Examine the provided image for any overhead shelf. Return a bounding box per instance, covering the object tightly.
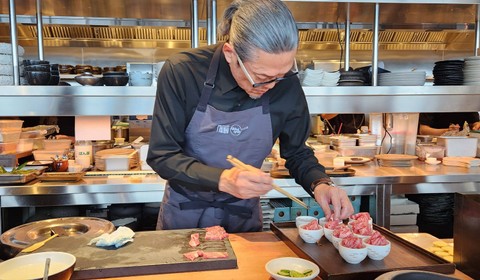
[282,0,480,4]
[0,85,479,116]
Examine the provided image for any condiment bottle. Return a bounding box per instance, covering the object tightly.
[75,140,92,168]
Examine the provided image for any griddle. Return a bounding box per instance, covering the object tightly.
[20,229,237,279]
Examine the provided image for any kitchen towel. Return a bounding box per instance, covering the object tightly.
[88,226,135,248]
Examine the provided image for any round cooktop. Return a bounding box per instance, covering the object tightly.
[1,217,115,249]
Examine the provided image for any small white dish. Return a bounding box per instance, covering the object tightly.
[338,242,368,264]
[298,226,324,244]
[295,216,318,228]
[323,227,334,242]
[265,257,320,280]
[425,158,441,165]
[363,239,391,260]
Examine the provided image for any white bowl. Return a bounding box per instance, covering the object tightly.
[265,257,320,280]
[323,227,334,242]
[331,235,342,250]
[338,243,368,264]
[318,217,328,227]
[0,251,76,279]
[363,239,391,260]
[298,226,324,244]
[295,216,318,228]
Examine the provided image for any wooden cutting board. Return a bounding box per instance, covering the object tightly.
[19,229,237,279]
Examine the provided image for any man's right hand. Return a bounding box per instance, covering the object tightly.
[219,167,273,199]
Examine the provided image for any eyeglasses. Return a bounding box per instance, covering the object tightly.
[236,53,299,88]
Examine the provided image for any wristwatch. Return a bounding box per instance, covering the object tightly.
[311,178,336,192]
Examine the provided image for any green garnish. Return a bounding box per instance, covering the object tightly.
[277,269,313,278]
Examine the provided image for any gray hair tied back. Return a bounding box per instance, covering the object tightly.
[217,1,240,38]
[217,0,298,62]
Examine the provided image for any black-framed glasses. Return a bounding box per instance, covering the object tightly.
[236,54,299,88]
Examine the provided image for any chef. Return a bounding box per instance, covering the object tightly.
[418,112,480,136]
[147,0,354,233]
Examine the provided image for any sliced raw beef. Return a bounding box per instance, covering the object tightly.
[183,250,229,261]
[189,233,200,247]
[201,251,229,259]
[183,250,201,261]
[205,225,228,240]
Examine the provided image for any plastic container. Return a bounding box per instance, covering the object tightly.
[0,142,17,154]
[0,120,23,130]
[0,130,21,143]
[33,149,68,161]
[16,138,34,152]
[74,140,93,165]
[437,136,478,157]
[415,144,445,160]
[104,155,130,171]
[43,139,72,150]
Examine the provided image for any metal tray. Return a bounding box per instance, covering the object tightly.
[270,222,455,280]
[0,166,46,184]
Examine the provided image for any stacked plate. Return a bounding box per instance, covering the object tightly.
[432,60,464,85]
[321,71,340,86]
[463,56,480,85]
[378,71,426,86]
[301,68,324,87]
[0,42,26,85]
[330,136,357,147]
[337,70,366,86]
[375,154,418,167]
[356,134,377,147]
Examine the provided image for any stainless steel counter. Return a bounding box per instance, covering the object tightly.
[1,160,480,233]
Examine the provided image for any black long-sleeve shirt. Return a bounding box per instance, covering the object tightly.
[147,43,329,195]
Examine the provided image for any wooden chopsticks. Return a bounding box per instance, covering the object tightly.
[226,155,309,209]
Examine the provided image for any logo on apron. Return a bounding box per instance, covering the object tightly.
[216,124,249,136]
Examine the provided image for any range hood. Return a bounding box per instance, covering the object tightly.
[0,0,477,52]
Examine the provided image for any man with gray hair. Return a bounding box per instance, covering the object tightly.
[148,0,353,232]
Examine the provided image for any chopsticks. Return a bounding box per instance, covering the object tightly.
[226,155,309,209]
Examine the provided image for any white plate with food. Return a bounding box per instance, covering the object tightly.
[337,157,372,164]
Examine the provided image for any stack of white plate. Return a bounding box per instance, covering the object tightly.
[301,68,324,86]
[356,134,377,147]
[321,71,340,86]
[378,71,426,86]
[463,56,480,85]
[330,136,357,147]
[0,42,25,85]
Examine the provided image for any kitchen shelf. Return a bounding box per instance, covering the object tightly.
[0,85,479,116]
[282,0,480,3]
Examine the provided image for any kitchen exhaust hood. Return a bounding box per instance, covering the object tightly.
[0,0,477,51]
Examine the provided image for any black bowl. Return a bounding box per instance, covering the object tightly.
[49,75,60,85]
[24,64,50,72]
[75,73,103,86]
[103,75,129,86]
[25,71,51,85]
[23,59,49,66]
[103,71,128,76]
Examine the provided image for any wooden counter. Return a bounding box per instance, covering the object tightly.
[98,231,472,280]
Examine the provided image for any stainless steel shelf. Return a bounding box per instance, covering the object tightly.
[1,85,480,116]
[282,0,480,4]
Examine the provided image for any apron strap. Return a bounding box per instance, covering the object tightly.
[198,44,224,112]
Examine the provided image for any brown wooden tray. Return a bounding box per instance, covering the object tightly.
[38,171,85,182]
[270,222,455,280]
